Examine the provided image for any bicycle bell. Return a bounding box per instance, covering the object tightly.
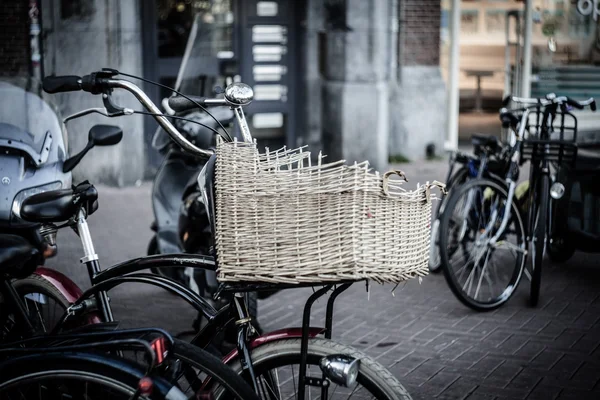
[224,83,254,106]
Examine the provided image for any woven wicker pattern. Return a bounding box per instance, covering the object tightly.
[214,140,441,284]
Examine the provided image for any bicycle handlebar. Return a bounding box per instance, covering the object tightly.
[42,71,233,158]
[168,95,227,112]
[106,79,214,157]
[506,94,596,111]
[42,75,82,93]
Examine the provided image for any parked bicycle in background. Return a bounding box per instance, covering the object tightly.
[437,94,596,311]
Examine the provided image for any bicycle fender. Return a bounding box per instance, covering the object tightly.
[221,327,326,365]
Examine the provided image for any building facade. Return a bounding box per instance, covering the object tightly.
[1,0,446,185]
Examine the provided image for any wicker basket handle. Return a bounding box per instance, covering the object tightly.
[425,180,447,202]
[382,170,408,196]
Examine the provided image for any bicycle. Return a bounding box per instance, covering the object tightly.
[0,234,260,399]
[437,94,595,311]
[11,69,412,399]
[0,325,252,399]
[429,132,513,273]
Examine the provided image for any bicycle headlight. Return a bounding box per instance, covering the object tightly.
[319,354,360,388]
[550,182,565,200]
[11,182,62,222]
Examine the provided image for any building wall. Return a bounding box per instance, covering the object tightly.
[0,1,30,77]
[403,0,441,66]
[389,0,446,161]
[41,0,145,186]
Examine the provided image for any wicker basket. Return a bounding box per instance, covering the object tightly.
[214,140,444,284]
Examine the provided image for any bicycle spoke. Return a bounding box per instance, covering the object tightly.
[33,300,47,333]
[474,250,491,299]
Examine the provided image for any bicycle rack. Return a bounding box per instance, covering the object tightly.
[298,282,353,400]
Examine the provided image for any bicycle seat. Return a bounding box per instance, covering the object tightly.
[575,146,600,171]
[20,182,98,223]
[472,134,502,154]
[0,234,39,278]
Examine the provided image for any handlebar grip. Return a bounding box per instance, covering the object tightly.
[42,75,82,94]
[502,95,511,107]
[565,97,584,110]
[591,100,597,112]
[168,96,207,112]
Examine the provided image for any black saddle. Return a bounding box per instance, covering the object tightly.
[20,181,98,223]
[472,134,502,155]
[0,234,40,278]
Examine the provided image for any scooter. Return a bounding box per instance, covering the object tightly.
[0,79,120,252]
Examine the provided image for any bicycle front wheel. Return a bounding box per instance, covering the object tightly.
[230,338,411,400]
[439,178,526,311]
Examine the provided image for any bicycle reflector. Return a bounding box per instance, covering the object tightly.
[550,182,565,199]
[319,355,360,387]
[150,337,167,365]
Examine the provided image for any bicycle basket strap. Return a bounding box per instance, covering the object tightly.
[425,181,447,202]
[382,170,408,196]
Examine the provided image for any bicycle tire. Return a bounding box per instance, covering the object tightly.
[171,339,259,400]
[2,274,75,339]
[228,338,412,400]
[530,173,549,307]
[8,278,258,399]
[429,167,469,273]
[439,178,526,311]
[0,351,181,399]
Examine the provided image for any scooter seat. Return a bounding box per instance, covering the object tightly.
[575,147,600,171]
[0,234,39,278]
[20,182,98,223]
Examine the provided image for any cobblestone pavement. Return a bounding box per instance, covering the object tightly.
[46,157,600,399]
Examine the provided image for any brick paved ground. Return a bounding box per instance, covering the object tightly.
[46,157,600,399]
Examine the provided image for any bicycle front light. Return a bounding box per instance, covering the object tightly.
[550,182,565,200]
[319,354,360,387]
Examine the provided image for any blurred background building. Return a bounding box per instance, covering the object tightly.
[1,0,599,185]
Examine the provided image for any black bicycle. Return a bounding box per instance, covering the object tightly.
[429,132,513,273]
[0,233,260,399]
[437,94,595,311]
[0,327,239,399]
[6,70,412,399]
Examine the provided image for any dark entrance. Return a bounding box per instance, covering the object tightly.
[141,0,303,174]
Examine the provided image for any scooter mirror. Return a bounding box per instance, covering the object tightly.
[89,125,123,146]
[63,125,123,172]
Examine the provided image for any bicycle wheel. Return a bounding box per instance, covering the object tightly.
[4,279,258,399]
[167,339,259,400]
[529,173,549,307]
[0,351,181,399]
[439,178,526,311]
[229,338,411,400]
[429,167,469,273]
[0,274,74,340]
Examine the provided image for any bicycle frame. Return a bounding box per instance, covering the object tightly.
[22,74,364,398]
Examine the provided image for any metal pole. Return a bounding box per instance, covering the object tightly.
[445,0,461,151]
[521,0,533,98]
[504,12,511,97]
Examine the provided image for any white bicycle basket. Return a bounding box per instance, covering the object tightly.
[214,140,444,284]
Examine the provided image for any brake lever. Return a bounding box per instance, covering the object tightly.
[63,93,134,124]
[63,107,134,124]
